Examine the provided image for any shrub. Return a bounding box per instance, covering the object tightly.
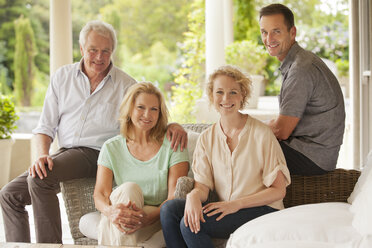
[0,95,19,139]
[225,40,268,76]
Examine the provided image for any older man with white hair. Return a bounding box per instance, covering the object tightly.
[0,20,186,244]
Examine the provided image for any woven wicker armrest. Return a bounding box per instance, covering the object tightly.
[283,168,361,208]
[60,177,96,241]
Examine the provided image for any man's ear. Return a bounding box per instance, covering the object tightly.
[80,45,84,57]
[290,26,297,40]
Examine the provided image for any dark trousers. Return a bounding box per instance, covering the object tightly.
[0,147,99,243]
[279,141,328,176]
[160,198,277,248]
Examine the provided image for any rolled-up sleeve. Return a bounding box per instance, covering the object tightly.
[262,136,291,188]
[192,134,214,190]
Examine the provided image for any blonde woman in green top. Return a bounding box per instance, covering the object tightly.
[93,82,189,246]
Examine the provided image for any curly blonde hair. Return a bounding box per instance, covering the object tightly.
[119,82,168,143]
[207,65,252,109]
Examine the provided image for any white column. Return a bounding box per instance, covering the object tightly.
[205,0,225,78]
[196,0,232,123]
[50,0,73,74]
[223,0,234,47]
[48,0,72,154]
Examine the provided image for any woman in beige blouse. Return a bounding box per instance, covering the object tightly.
[160,65,291,248]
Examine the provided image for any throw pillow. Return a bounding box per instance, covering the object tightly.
[350,166,372,236]
[348,150,372,204]
[227,203,360,247]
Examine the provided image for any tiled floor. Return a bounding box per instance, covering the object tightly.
[0,193,73,244]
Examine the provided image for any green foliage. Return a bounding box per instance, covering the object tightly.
[0,41,11,95]
[14,16,36,106]
[298,21,348,62]
[31,70,49,106]
[100,0,191,56]
[0,0,49,97]
[233,0,260,42]
[0,95,19,139]
[225,40,268,76]
[335,59,349,78]
[264,56,281,96]
[0,0,28,83]
[170,0,204,123]
[28,0,50,76]
[121,42,176,95]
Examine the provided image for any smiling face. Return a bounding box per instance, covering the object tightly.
[212,75,243,116]
[80,30,112,79]
[130,93,160,132]
[260,14,296,61]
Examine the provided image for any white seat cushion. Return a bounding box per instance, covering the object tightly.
[227,203,362,248]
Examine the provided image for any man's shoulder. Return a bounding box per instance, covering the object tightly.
[54,62,80,75]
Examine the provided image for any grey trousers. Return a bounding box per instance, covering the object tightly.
[0,147,99,243]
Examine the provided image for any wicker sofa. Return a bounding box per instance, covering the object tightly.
[60,123,361,245]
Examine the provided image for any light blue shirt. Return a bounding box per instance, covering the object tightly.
[98,134,189,206]
[33,61,137,150]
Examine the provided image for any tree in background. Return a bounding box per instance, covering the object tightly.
[170,0,204,123]
[0,41,11,95]
[99,0,191,93]
[0,0,28,88]
[14,16,36,106]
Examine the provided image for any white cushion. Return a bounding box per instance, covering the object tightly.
[350,164,372,236]
[348,150,372,204]
[227,203,361,247]
[186,130,200,178]
[227,240,347,248]
[79,211,100,239]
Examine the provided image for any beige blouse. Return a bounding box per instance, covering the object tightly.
[192,115,291,210]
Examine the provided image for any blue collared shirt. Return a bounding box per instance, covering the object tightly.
[33,60,137,150]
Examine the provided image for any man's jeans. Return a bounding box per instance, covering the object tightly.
[160,198,278,248]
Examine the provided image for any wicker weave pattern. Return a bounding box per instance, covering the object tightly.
[284,168,360,207]
[60,123,361,246]
[60,177,96,244]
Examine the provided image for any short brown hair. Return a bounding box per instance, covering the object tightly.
[119,82,168,143]
[207,65,252,109]
[259,4,295,31]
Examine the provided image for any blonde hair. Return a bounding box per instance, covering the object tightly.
[207,65,252,109]
[119,82,168,143]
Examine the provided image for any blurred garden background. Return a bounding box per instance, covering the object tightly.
[0,0,349,124]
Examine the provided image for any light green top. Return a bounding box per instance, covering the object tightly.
[98,134,189,206]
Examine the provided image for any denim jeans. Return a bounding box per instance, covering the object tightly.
[160,198,278,248]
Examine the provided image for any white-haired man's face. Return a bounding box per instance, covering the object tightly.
[80,30,112,79]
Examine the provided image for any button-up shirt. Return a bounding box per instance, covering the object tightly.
[279,42,345,171]
[33,61,136,150]
[192,115,290,210]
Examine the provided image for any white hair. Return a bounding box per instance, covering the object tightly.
[79,20,117,53]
